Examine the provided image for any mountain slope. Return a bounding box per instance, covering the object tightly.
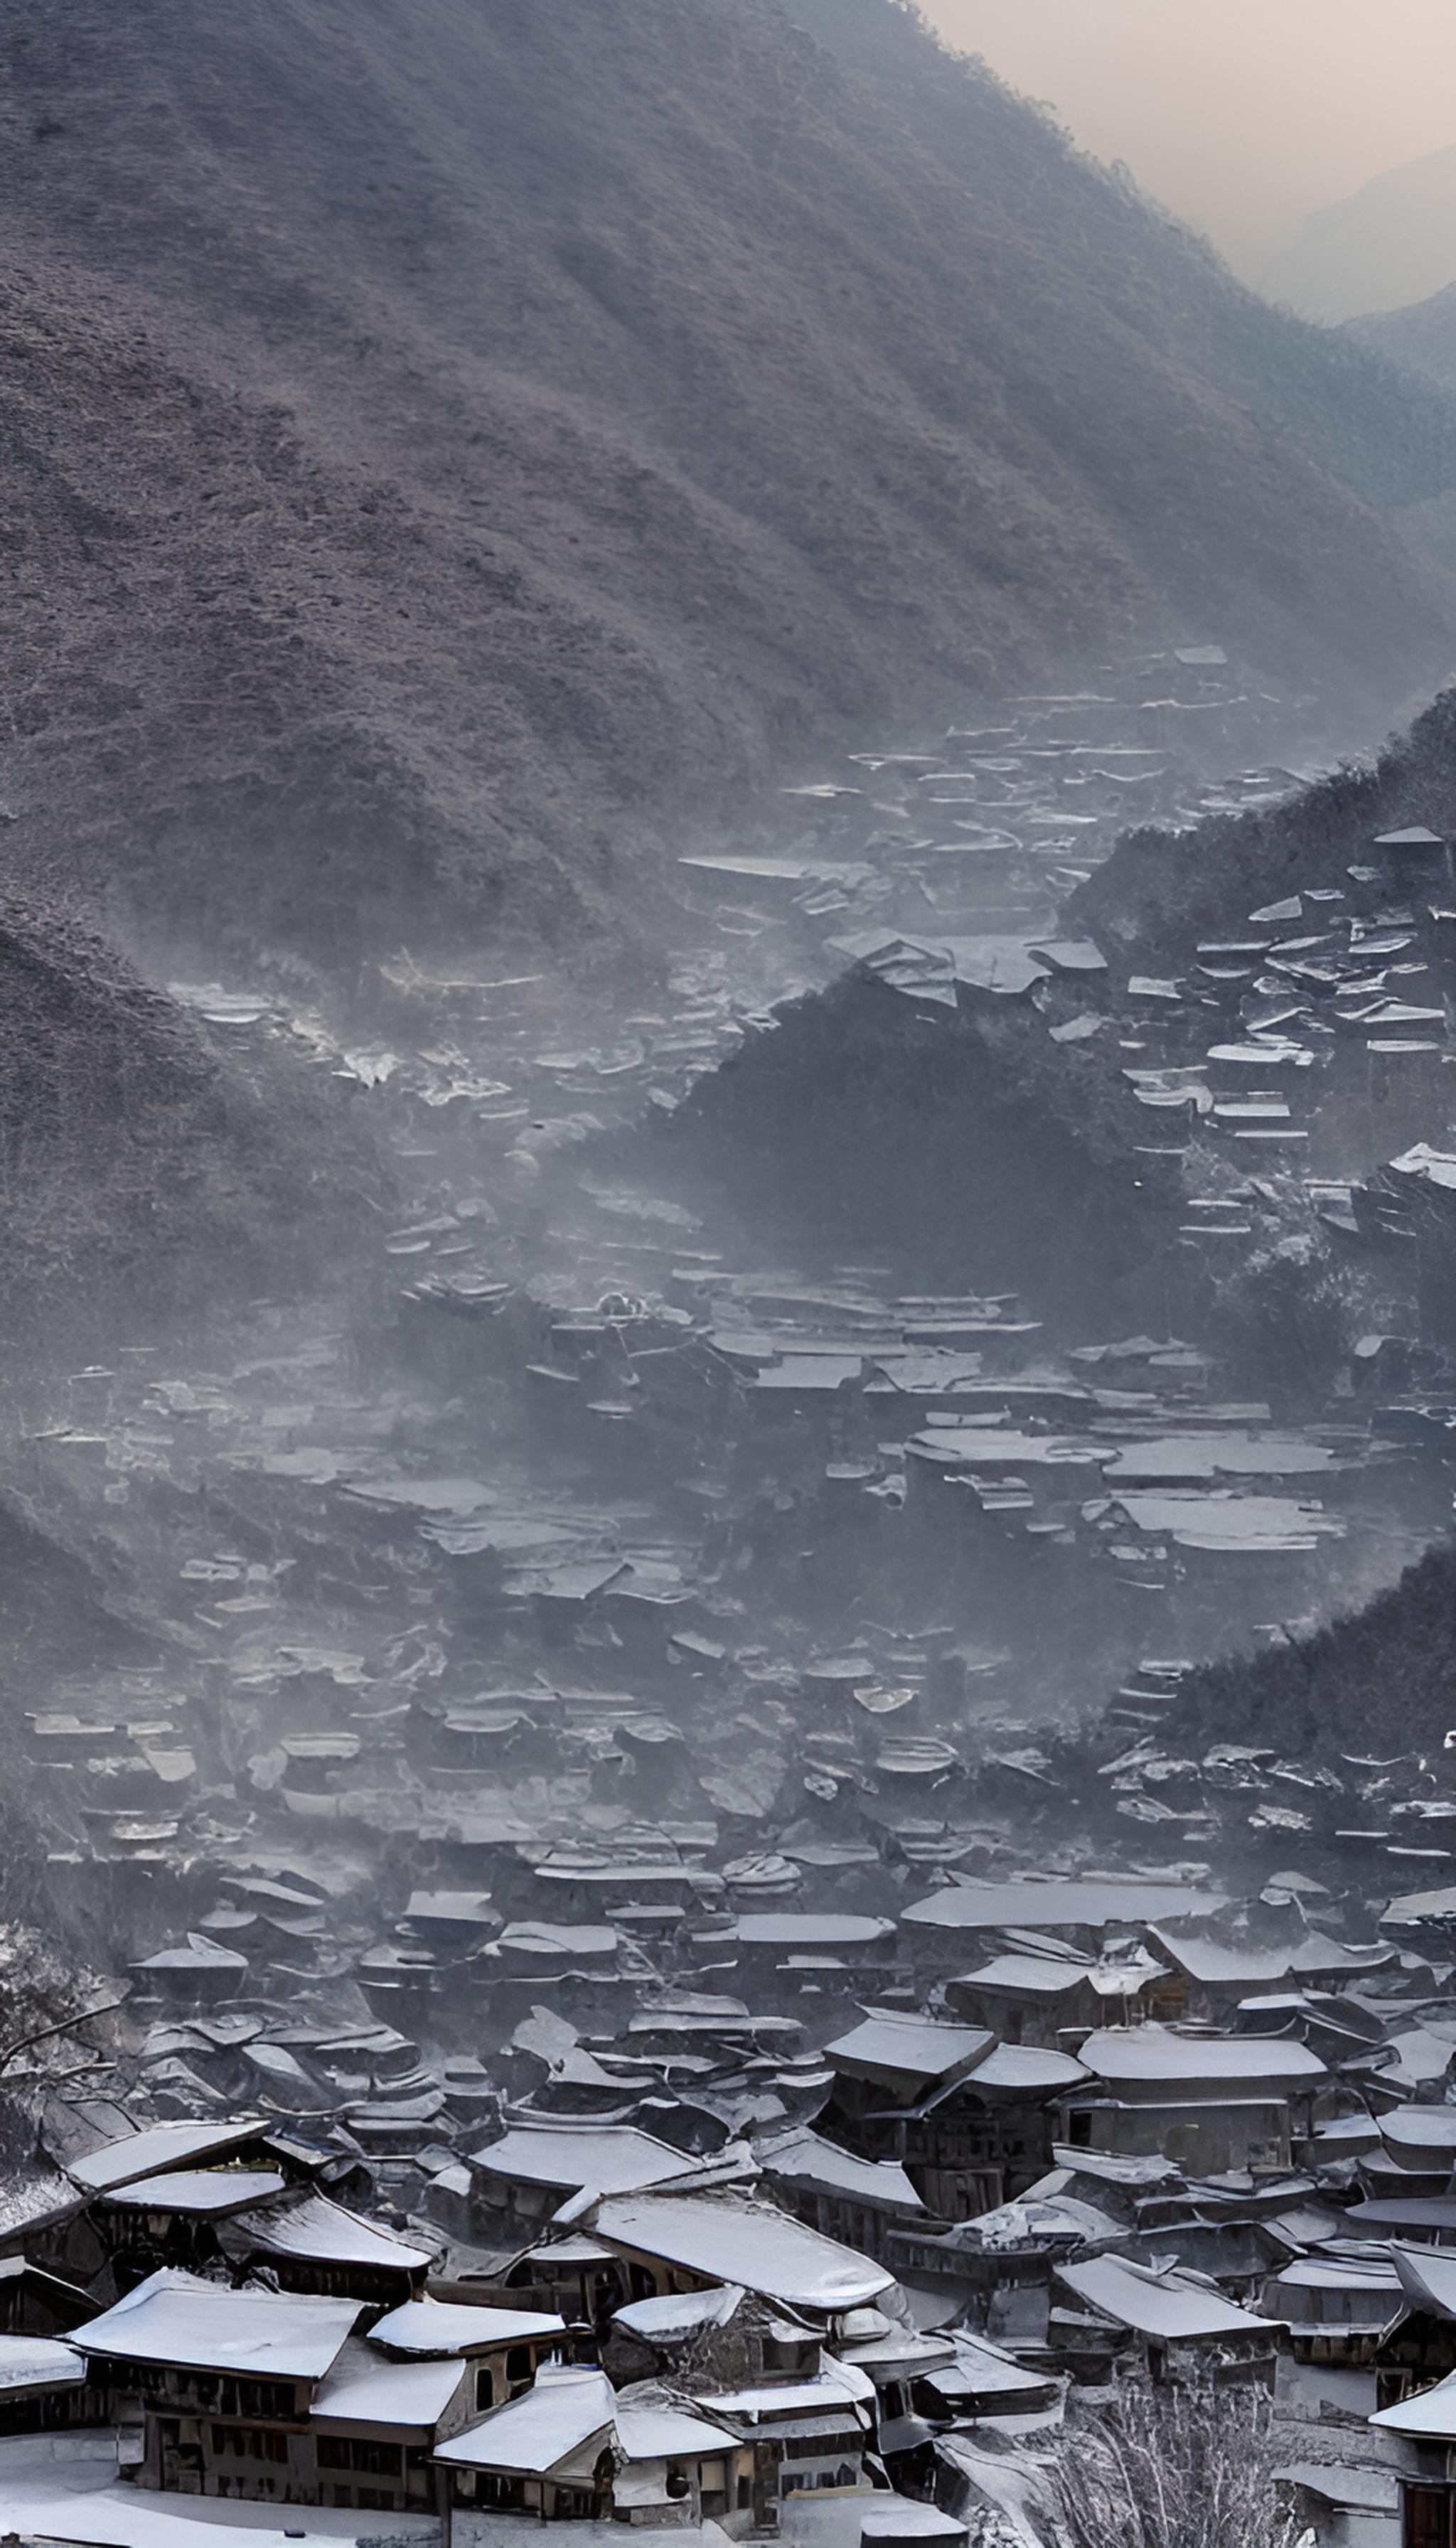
[1351,284,1456,397]
[798,0,1456,518]
[1261,146,1456,323]
[5,0,1456,955]
[1183,1541,1456,1758]
[1072,684,1456,964]
[0,901,385,1332]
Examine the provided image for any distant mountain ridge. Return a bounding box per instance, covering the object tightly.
[4,0,1456,955]
[1261,145,1456,323]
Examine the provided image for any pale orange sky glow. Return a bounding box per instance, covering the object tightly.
[921,0,1456,275]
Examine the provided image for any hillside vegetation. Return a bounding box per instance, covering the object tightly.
[1351,284,1456,397]
[1184,1541,1456,1758]
[1074,685,1456,963]
[0,901,385,1332]
[5,0,1456,956]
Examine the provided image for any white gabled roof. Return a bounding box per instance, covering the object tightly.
[1373,2368,1456,2439]
[102,2168,287,2216]
[232,2191,433,2271]
[65,2119,268,2195]
[763,2129,924,2213]
[1078,2024,1325,2089]
[615,2404,737,2461]
[311,2340,466,2433]
[0,2333,85,2394]
[373,2298,565,2355]
[1059,2254,1280,2343]
[902,1880,1223,1932]
[1393,2243,1456,2322]
[825,2010,991,2087]
[435,2364,616,2474]
[71,2268,360,2380]
[471,2123,701,2198]
[593,2193,892,2313]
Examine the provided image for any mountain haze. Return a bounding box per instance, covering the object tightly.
[5,0,1456,957]
[1262,144,1456,323]
[1352,282,1456,398]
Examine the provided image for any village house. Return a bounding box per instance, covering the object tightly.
[757,2126,928,2257]
[218,2188,434,2304]
[0,2333,109,2437]
[1061,2025,1327,2171]
[1146,1921,1393,2025]
[1260,2254,1403,2369]
[587,2190,894,2327]
[469,2123,706,2247]
[434,2360,748,2533]
[1053,2252,1284,2387]
[69,2266,473,2509]
[1371,2362,1456,2547]
[1375,2245,1456,2411]
[817,2009,1087,2216]
[946,1934,1169,2046]
[372,2296,570,2413]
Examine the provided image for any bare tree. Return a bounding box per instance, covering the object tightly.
[1049,2379,1302,2548]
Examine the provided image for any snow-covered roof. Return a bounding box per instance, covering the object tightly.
[825,2011,991,2087]
[71,2269,360,2380]
[966,2045,1088,2093]
[1058,2254,1281,2343]
[702,2358,875,2421]
[101,2169,286,2216]
[957,1953,1092,1998]
[1373,2368,1456,2438]
[472,2124,700,2198]
[1270,2257,1401,2293]
[615,2404,737,2461]
[1148,1927,1390,1986]
[763,2131,924,2212]
[1382,2107,1456,2152]
[593,2195,892,2313]
[1382,1883,1456,1924]
[735,1916,895,1948]
[372,2298,564,2355]
[1077,2025,1325,2089]
[611,2286,744,2343]
[0,2451,439,2548]
[231,2192,432,2271]
[1393,2243,1456,2321]
[311,2340,466,2431]
[65,2120,267,2195]
[0,2334,85,2393]
[902,1880,1222,1932]
[435,2364,616,2473]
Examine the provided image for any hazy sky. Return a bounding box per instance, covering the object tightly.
[923,1,1456,277]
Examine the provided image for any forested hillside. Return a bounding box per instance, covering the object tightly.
[4,0,1456,958]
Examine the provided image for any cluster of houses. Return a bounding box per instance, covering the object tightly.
[11,1842,1456,2545]
[19,660,1456,2548]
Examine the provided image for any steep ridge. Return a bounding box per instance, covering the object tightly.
[798,0,1456,516]
[1351,284,1456,396]
[1072,685,1456,965]
[1260,145,1456,323]
[5,0,1456,955]
[0,901,387,1333]
[1182,1541,1456,1758]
